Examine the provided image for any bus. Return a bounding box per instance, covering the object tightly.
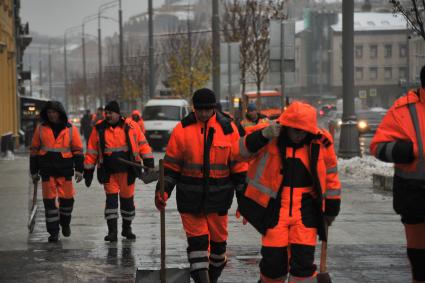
[243,90,283,119]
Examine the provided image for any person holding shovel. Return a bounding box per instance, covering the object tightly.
[233,101,341,283]
[154,88,247,283]
[84,100,154,242]
[29,101,84,242]
[370,65,425,283]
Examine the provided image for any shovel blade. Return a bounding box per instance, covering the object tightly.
[317,272,332,283]
[136,267,190,283]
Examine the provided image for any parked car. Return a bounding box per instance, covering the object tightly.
[319,104,337,117]
[143,98,191,151]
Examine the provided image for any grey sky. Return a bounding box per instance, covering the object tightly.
[21,0,165,37]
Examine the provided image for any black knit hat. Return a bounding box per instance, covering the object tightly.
[421,65,425,88]
[104,100,120,114]
[192,88,217,110]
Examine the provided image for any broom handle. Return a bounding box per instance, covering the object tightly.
[320,222,329,273]
[159,159,166,283]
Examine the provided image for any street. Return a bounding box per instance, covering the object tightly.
[0,152,410,282]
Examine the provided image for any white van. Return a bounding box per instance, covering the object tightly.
[143,98,191,151]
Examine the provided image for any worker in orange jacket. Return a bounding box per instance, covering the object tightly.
[370,65,425,283]
[154,88,248,283]
[234,101,341,283]
[240,103,270,136]
[131,110,146,134]
[30,101,84,242]
[84,101,154,242]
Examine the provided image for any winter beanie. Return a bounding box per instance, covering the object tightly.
[104,100,120,114]
[192,88,217,110]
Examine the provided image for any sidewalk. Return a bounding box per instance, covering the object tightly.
[0,154,410,282]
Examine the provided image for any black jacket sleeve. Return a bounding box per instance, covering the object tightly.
[73,154,84,173]
[245,129,270,153]
[376,140,414,164]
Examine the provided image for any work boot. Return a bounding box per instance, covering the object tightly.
[191,269,210,283]
[121,227,136,239]
[61,225,71,237]
[48,234,59,243]
[122,220,136,240]
[104,219,117,242]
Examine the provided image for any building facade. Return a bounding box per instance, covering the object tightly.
[0,0,18,137]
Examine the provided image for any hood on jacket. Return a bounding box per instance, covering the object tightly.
[277,101,319,135]
[40,100,68,124]
[132,110,141,117]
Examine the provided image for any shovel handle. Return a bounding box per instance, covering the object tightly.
[159,159,166,283]
[320,222,329,273]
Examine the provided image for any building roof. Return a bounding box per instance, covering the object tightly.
[331,12,407,32]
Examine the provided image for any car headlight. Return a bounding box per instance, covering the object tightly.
[337,119,342,126]
[358,120,368,130]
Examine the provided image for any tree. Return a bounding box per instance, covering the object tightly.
[391,0,425,40]
[222,0,285,111]
[163,32,212,99]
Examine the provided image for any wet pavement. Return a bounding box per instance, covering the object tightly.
[0,152,411,282]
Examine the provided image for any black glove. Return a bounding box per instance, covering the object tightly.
[84,169,94,188]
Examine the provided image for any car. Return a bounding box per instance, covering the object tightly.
[356,108,387,135]
[143,98,191,151]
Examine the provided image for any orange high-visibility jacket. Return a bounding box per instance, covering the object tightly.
[84,117,153,174]
[162,111,248,214]
[371,88,425,180]
[233,102,341,235]
[30,123,83,177]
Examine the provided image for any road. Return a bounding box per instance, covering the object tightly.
[0,152,410,282]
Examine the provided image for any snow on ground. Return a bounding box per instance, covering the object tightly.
[338,155,393,183]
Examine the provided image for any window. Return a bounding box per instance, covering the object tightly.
[384,44,392,58]
[370,45,378,59]
[384,67,392,80]
[370,67,378,80]
[399,67,406,79]
[356,67,363,80]
[399,44,407,57]
[355,45,363,59]
[143,105,182,121]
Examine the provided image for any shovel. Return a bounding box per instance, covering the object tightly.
[317,222,332,283]
[27,178,39,233]
[116,157,159,184]
[135,159,190,283]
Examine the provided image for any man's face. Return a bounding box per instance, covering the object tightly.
[287,127,308,144]
[247,110,258,120]
[97,109,103,116]
[195,108,214,123]
[47,109,60,124]
[105,110,120,124]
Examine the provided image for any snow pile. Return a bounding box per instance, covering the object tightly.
[337,155,393,182]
